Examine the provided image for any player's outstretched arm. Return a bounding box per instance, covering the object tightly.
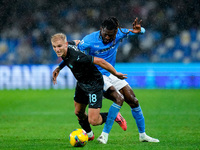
[52,67,60,85]
[93,57,127,79]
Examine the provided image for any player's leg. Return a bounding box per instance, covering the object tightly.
[74,101,94,140]
[103,75,128,131]
[97,75,127,144]
[74,101,87,120]
[119,85,159,142]
[88,108,102,125]
[87,89,110,126]
[74,85,94,141]
[103,86,127,130]
[98,87,127,144]
[119,85,145,133]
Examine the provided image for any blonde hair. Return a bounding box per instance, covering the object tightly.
[51,33,67,43]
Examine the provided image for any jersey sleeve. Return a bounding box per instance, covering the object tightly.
[128,27,145,36]
[119,27,145,37]
[58,60,66,70]
[84,54,93,64]
[77,36,91,55]
[68,41,76,45]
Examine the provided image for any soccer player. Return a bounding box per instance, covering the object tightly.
[51,33,127,141]
[77,17,160,144]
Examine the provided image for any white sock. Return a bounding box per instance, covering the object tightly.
[102,132,109,138]
[139,132,146,137]
[87,131,94,137]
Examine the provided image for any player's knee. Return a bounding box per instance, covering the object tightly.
[88,117,98,126]
[74,110,83,119]
[113,91,125,106]
[74,111,80,118]
[115,96,125,106]
[133,97,139,105]
[116,92,125,106]
[128,97,139,108]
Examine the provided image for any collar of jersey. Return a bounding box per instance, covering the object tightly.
[98,31,103,41]
[62,48,70,60]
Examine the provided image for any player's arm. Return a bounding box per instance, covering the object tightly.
[93,57,127,79]
[52,61,66,85]
[73,40,80,45]
[52,66,60,85]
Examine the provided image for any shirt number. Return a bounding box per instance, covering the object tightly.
[89,94,97,103]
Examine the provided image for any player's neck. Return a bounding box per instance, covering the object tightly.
[62,48,68,59]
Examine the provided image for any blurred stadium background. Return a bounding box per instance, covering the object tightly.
[0,0,200,89]
[0,1,200,149]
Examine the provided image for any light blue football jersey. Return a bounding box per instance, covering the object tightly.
[77,28,145,76]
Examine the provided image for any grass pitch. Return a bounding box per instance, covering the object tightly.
[0,89,199,150]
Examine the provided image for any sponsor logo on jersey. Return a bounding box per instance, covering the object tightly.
[94,44,115,54]
[69,64,73,68]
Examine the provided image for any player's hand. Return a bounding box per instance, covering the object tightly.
[129,17,142,34]
[115,72,127,79]
[73,40,80,46]
[52,67,60,85]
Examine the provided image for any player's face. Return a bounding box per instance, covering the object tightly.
[52,39,68,57]
[100,28,117,44]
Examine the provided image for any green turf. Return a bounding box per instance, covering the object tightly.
[0,89,199,150]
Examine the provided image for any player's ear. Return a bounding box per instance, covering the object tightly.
[65,42,68,47]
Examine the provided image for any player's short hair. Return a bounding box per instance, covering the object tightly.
[51,33,67,43]
[101,17,119,30]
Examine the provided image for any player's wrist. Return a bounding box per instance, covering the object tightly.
[57,66,61,71]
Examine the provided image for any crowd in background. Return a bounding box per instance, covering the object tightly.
[0,0,199,64]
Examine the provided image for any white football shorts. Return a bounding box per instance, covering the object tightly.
[103,74,128,91]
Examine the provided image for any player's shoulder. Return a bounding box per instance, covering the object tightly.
[117,28,129,35]
[68,44,79,52]
[116,28,129,39]
[83,31,100,41]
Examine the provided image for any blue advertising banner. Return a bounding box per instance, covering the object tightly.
[0,63,199,89]
[116,63,200,89]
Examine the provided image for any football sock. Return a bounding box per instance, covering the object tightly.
[100,112,108,124]
[87,131,94,137]
[103,103,121,134]
[78,116,92,133]
[131,105,145,133]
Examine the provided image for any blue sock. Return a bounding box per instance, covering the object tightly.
[131,105,145,133]
[103,103,121,134]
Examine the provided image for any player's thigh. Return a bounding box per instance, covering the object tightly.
[74,85,89,106]
[103,74,128,91]
[103,85,124,105]
[74,85,89,118]
[88,90,103,125]
[88,89,103,108]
